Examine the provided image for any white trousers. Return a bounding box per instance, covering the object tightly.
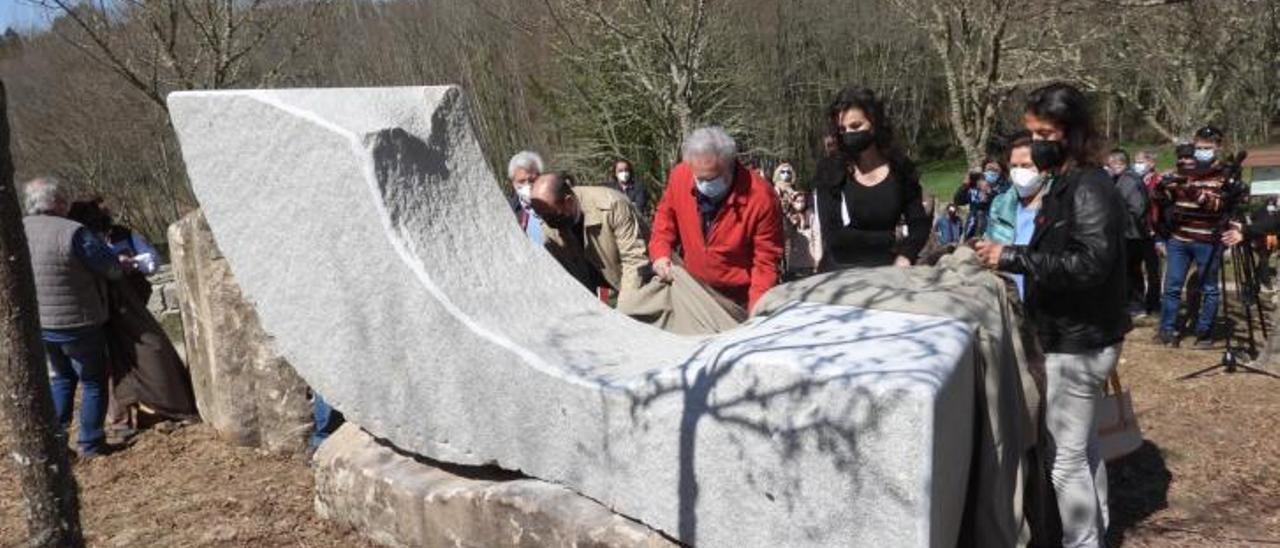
[1045,344,1121,548]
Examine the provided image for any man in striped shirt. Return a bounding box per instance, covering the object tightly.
[1154,127,1229,348]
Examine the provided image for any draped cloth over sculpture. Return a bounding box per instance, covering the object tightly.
[105,281,198,421]
[619,265,746,336]
[753,247,1046,547]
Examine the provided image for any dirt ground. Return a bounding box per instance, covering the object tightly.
[0,423,371,548]
[2,321,1279,547]
[1103,317,1280,547]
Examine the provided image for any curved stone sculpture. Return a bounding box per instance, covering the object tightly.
[168,86,977,548]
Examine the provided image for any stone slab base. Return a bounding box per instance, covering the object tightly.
[314,424,679,548]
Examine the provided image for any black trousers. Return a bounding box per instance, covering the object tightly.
[1127,238,1161,313]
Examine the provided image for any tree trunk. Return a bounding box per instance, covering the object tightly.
[0,80,86,547]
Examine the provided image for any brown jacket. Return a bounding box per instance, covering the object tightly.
[542,186,648,297]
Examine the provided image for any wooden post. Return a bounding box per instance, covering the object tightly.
[0,81,86,546]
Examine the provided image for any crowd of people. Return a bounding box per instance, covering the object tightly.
[938,123,1266,352]
[21,78,1263,547]
[504,82,1261,547]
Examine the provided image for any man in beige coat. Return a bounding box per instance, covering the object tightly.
[530,172,648,299]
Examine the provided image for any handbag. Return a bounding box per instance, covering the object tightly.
[1097,369,1143,461]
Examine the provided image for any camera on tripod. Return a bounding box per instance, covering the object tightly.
[1219,151,1251,212]
[1177,148,1275,378]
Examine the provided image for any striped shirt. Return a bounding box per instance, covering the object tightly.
[1161,168,1226,243]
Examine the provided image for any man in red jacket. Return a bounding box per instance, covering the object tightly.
[649,126,784,312]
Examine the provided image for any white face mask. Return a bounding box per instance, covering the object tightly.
[617,171,631,183]
[1132,163,1150,176]
[516,185,532,208]
[1009,167,1044,198]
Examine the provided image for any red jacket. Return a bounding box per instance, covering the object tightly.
[1144,170,1162,230]
[649,161,784,311]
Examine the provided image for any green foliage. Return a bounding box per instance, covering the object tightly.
[919,158,970,203]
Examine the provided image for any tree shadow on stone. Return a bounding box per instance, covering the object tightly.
[612,300,965,546]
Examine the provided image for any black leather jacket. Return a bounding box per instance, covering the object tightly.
[999,166,1132,353]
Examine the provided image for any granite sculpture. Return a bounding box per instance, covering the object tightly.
[168,86,978,547]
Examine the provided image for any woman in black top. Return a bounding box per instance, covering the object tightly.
[813,87,930,270]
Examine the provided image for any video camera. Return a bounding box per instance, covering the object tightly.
[1219,150,1250,207]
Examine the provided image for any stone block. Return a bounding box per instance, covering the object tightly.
[315,424,678,548]
[168,87,977,547]
[168,209,312,452]
[145,283,165,314]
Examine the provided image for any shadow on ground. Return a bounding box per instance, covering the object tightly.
[1106,441,1173,547]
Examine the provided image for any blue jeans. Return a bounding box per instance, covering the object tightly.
[44,328,109,454]
[1160,239,1221,335]
[311,393,345,450]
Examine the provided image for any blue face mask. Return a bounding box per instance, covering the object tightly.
[696,175,730,200]
[1194,149,1216,164]
[983,171,1000,184]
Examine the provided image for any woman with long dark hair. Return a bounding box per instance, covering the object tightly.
[976,83,1130,547]
[812,87,930,269]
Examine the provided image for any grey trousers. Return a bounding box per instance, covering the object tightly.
[1045,344,1121,548]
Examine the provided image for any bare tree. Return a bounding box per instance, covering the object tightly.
[29,0,332,111]
[1079,0,1262,142]
[886,0,1053,168]
[0,80,85,548]
[495,0,735,188]
[5,0,1276,244]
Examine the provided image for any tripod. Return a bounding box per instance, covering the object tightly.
[1180,239,1280,379]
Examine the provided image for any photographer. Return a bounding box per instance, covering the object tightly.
[953,158,1006,238]
[1152,127,1232,348]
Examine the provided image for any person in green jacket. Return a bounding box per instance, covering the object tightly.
[984,130,1051,299]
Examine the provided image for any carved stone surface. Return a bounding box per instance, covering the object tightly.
[314,424,678,548]
[168,87,978,547]
[168,209,312,452]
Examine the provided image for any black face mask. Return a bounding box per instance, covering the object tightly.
[840,130,874,157]
[1031,140,1066,172]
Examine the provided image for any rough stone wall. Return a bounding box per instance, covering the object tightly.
[168,209,312,452]
[145,265,186,359]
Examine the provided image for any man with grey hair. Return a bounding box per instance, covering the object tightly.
[508,150,546,245]
[22,177,124,458]
[649,126,784,312]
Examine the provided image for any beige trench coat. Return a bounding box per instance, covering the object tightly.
[542,186,649,297]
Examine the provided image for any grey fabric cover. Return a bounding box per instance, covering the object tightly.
[753,247,1046,548]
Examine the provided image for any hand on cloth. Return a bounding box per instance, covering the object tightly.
[653,257,674,282]
[973,240,1004,269]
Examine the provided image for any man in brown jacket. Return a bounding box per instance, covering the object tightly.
[530,172,648,301]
